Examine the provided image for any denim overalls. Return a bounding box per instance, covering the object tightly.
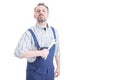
[26,27,56,80]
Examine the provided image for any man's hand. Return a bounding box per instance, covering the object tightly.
[54,67,60,77]
[41,49,49,59]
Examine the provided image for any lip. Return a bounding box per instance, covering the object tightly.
[39,14,44,16]
[39,15,44,17]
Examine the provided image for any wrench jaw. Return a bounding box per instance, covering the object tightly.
[48,39,56,50]
[44,40,56,60]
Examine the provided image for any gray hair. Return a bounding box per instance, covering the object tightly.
[34,3,49,13]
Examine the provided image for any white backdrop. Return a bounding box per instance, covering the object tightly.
[0,0,120,80]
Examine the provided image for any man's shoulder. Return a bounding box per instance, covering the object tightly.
[49,26,57,31]
[27,25,37,32]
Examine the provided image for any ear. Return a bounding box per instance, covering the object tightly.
[47,14,49,18]
[34,15,36,18]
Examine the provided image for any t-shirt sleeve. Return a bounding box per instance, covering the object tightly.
[54,29,60,56]
[14,30,32,58]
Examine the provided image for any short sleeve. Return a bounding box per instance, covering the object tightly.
[14,30,32,58]
[54,29,60,56]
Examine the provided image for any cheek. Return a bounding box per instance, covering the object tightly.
[45,15,49,18]
[34,15,36,18]
[34,14,39,18]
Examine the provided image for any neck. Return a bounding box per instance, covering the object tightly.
[38,22,47,27]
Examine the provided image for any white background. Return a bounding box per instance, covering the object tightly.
[0,0,120,80]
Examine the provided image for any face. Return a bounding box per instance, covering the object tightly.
[34,5,48,23]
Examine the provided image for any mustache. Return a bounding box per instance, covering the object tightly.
[39,14,44,16]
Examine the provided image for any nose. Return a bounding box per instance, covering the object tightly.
[40,11,43,13]
[39,10,44,14]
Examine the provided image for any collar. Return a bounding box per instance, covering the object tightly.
[35,23,49,30]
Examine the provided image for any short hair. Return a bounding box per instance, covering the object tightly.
[34,3,49,13]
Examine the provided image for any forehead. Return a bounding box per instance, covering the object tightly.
[35,5,48,11]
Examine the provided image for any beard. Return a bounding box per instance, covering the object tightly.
[37,15,46,23]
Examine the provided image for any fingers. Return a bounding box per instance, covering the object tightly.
[54,68,60,77]
[41,49,49,59]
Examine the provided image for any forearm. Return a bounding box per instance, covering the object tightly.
[21,50,42,58]
[55,56,60,68]
[54,55,60,77]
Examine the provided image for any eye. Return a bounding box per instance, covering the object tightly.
[37,10,40,13]
[42,10,46,13]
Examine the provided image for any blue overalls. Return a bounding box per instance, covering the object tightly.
[26,27,56,80]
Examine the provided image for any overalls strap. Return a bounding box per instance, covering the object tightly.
[28,29,40,50]
[51,27,56,40]
[28,27,56,50]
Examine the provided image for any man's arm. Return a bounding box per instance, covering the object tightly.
[54,55,60,77]
[20,49,49,58]
[15,30,48,59]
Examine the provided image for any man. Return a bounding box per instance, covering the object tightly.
[15,3,60,80]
